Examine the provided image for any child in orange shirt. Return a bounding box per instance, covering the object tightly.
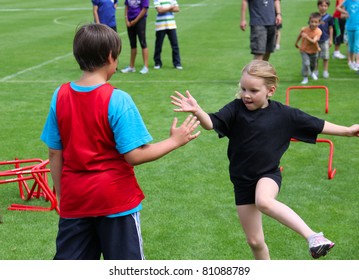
[295,12,323,84]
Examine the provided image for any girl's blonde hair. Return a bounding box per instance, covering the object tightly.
[241,60,279,88]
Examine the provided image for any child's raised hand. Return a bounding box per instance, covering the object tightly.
[171,90,199,114]
[169,115,201,147]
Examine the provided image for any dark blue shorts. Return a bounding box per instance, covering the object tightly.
[234,170,282,205]
[54,213,144,260]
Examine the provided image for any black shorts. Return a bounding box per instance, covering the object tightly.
[234,170,282,205]
[127,17,147,49]
[54,213,144,260]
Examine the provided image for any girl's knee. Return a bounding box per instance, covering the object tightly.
[255,197,275,214]
[246,236,266,251]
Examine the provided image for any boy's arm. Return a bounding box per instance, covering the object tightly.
[321,121,359,137]
[274,0,282,25]
[171,90,214,130]
[329,25,333,47]
[93,5,100,24]
[156,3,179,14]
[124,115,200,166]
[295,29,302,48]
[240,0,248,31]
[48,148,63,203]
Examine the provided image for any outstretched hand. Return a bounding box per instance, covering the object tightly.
[349,124,359,137]
[170,115,201,147]
[171,90,199,114]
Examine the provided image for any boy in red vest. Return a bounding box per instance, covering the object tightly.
[41,23,200,260]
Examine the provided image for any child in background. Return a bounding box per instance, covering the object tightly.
[295,12,322,84]
[121,0,150,74]
[92,0,118,31]
[332,0,347,59]
[153,0,183,70]
[41,23,200,260]
[314,0,334,78]
[171,60,359,260]
[337,0,359,71]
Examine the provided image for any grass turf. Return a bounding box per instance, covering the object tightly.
[0,0,358,260]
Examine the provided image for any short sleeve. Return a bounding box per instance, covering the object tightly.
[40,87,62,150]
[108,89,153,154]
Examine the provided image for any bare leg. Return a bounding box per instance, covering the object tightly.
[323,59,329,72]
[237,204,270,260]
[254,52,271,61]
[255,178,316,239]
[130,48,137,68]
[142,47,149,68]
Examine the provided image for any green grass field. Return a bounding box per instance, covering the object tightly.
[0,0,358,260]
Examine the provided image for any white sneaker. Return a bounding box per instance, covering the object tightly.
[313,70,319,77]
[139,66,149,74]
[301,77,308,84]
[311,72,318,80]
[348,62,359,71]
[121,66,136,73]
[275,44,280,50]
[175,65,183,70]
[308,232,335,259]
[323,71,329,78]
[332,52,346,59]
[154,65,161,70]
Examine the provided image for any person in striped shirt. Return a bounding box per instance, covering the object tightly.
[153,0,183,70]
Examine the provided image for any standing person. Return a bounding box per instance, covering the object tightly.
[240,0,282,61]
[41,23,200,260]
[337,0,359,71]
[92,0,118,31]
[121,0,150,74]
[171,60,359,260]
[314,0,334,79]
[332,0,347,59]
[295,12,322,84]
[153,0,183,70]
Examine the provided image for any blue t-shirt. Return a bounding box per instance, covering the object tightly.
[343,0,359,31]
[318,13,334,42]
[92,0,118,28]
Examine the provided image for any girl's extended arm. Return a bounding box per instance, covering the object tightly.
[321,121,359,137]
[124,115,200,166]
[171,90,213,130]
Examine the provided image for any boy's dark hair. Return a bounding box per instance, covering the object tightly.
[73,23,122,72]
[309,12,322,21]
[317,0,330,6]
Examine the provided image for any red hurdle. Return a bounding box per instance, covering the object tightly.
[285,85,329,114]
[0,158,59,213]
